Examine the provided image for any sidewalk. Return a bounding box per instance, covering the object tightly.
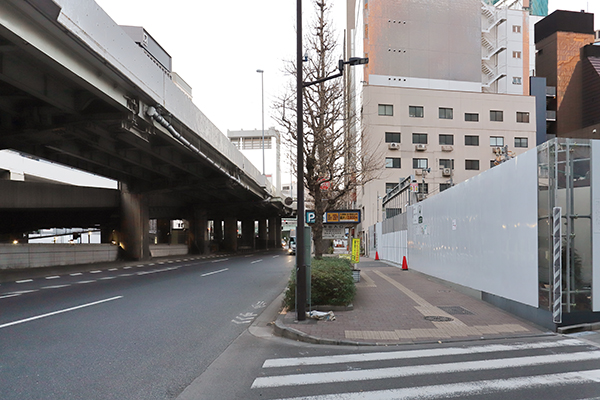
[275,258,551,346]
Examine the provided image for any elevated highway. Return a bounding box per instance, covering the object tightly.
[0,0,288,260]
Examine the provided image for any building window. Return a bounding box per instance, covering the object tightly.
[386,183,397,194]
[385,157,401,168]
[409,105,424,118]
[490,110,504,122]
[412,133,428,144]
[440,183,452,192]
[241,137,272,150]
[413,158,428,169]
[385,132,401,143]
[516,111,530,123]
[465,113,479,122]
[515,137,528,148]
[465,159,480,170]
[439,107,453,119]
[490,160,498,168]
[490,136,504,146]
[378,104,393,116]
[418,183,429,194]
[439,159,454,169]
[512,51,521,59]
[439,134,454,145]
[513,77,522,85]
[512,25,521,33]
[465,135,479,146]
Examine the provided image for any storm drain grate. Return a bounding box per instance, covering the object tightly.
[424,316,454,322]
[438,306,474,315]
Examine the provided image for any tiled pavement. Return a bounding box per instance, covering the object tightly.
[276,258,549,345]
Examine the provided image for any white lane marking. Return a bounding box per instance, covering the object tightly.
[158,262,165,264]
[168,261,174,263]
[263,339,585,368]
[137,264,146,268]
[0,294,21,299]
[269,369,600,400]
[4,290,38,295]
[108,268,118,271]
[251,259,263,264]
[45,276,60,280]
[123,266,132,270]
[0,296,123,330]
[99,277,116,280]
[76,280,96,284]
[90,270,102,274]
[15,279,33,284]
[273,255,280,258]
[251,351,600,388]
[137,267,176,276]
[202,268,229,277]
[119,273,133,277]
[70,273,83,276]
[211,258,229,263]
[41,285,71,289]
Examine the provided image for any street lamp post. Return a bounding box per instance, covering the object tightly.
[256,69,265,175]
[295,0,368,321]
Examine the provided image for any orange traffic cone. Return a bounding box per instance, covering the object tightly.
[375,251,380,261]
[402,256,408,270]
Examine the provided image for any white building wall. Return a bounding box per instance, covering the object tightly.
[407,147,539,307]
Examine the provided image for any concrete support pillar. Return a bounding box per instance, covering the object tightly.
[120,185,150,260]
[223,216,238,252]
[241,219,255,250]
[274,217,282,249]
[188,209,208,254]
[156,219,171,244]
[258,219,268,249]
[268,217,278,249]
[213,219,223,251]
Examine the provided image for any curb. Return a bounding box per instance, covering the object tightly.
[557,322,600,334]
[272,313,558,347]
[273,313,378,346]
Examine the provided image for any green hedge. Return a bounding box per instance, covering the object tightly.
[283,257,356,310]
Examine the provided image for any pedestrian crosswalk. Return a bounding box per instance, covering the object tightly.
[250,337,600,399]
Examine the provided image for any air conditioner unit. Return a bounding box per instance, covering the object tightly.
[388,142,400,150]
[442,168,452,176]
[416,193,426,201]
[415,144,427,151]
[441,145,453,152]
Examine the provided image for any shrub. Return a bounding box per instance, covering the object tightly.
[283,257,355,310]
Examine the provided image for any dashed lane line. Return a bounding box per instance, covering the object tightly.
[16,279,33,284]
[0,294,21,299]
[108,268,118,271]
[201,268,229,277]
[41,285,71,290]
[45,276,60,280]
[0,296,123,329]
[211,258,229,263]
[70,273,83,276]
[76,280,96,284]
[90,270,102,274]
[251,259,263,264]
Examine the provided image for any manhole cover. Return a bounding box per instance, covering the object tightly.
[424,316,454,322]
[438,306,474,315]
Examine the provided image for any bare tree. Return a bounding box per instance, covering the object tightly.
[274,0,379,258]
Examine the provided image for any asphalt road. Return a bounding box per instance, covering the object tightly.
[0,251,294,400]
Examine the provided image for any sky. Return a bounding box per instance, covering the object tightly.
[93,0,600,139]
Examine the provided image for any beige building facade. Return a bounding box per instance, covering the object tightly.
[360,86,536,230]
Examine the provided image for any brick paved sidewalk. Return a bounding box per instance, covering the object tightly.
[277,259,549,345]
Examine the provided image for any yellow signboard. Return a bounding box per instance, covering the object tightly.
[351,238,360,264]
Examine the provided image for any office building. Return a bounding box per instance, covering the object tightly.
[348,0,536,231]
